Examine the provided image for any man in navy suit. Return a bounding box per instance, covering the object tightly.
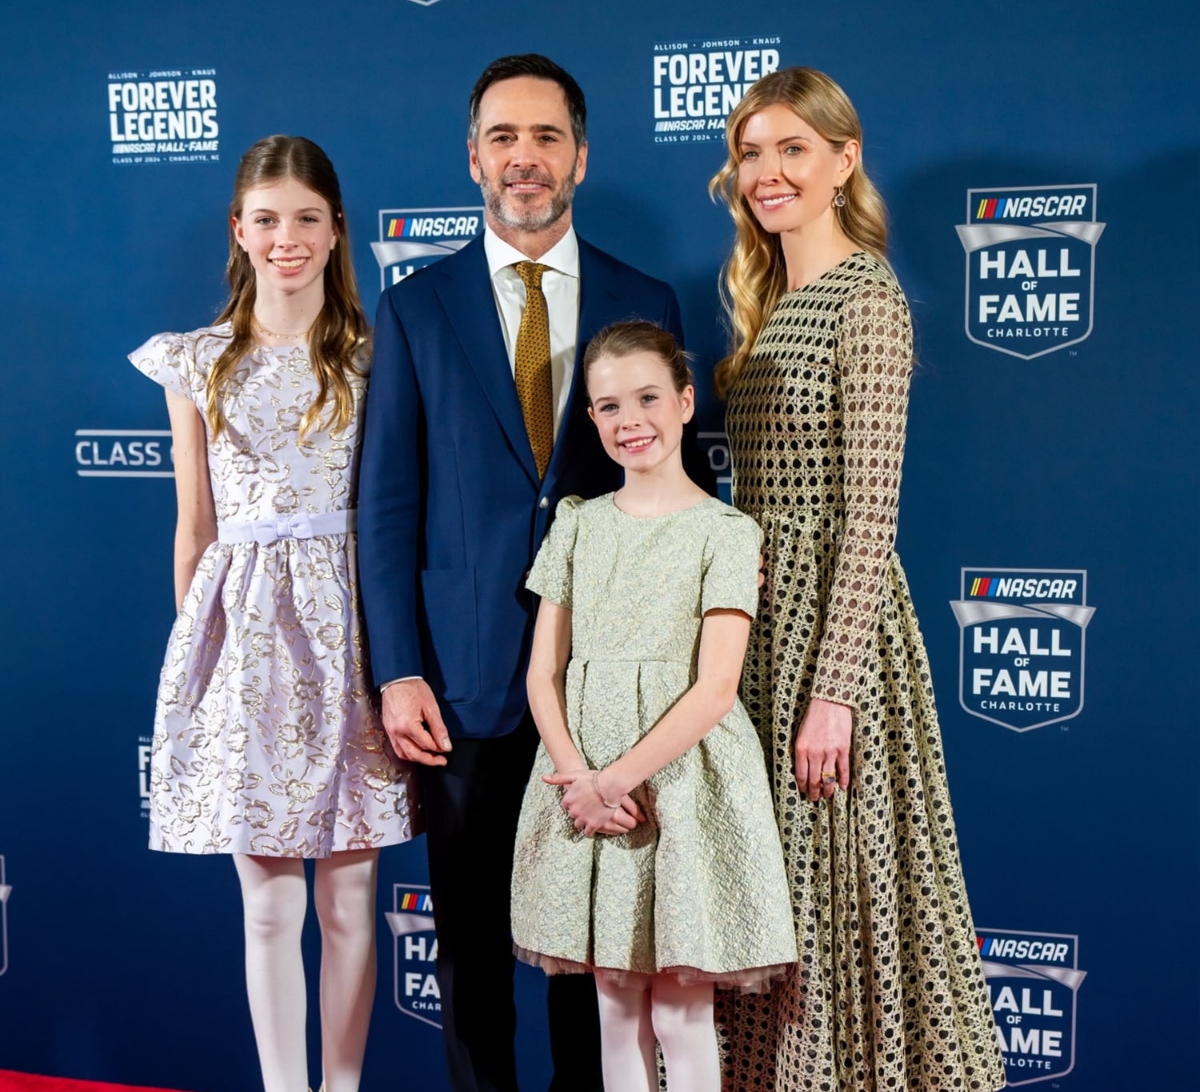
[358,55,710,1092]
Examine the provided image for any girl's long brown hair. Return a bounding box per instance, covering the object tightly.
[709,68,889,396]
[206,135,369,438]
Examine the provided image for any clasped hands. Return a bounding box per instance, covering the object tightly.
[543,767,645,837]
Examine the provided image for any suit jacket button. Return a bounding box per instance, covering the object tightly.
[539,497,549,509]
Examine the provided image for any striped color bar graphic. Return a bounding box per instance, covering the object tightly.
[969,577,1000,596]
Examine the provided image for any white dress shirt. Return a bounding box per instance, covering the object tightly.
[483,226,581,438]
[380,228,582,692]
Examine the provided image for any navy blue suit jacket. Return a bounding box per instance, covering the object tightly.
[358,234,697,739]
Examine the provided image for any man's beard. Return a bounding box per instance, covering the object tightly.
[480,167,576,232]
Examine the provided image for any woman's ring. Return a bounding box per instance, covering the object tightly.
[821,770,837,782]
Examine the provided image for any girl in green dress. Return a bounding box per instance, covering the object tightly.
[511,321,796,1092]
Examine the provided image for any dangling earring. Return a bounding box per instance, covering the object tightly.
[832,185,847,209]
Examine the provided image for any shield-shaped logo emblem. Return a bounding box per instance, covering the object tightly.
[956,184,1104,359]
[372,207,483,290]
[387,883,440,1028]
[978,928,1086,1085]
[0,855,11,976]
[951,568,1095,732]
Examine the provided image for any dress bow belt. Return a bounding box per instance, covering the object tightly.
[217,509,357,546]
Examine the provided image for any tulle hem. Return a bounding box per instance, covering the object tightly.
[514,945,792,993]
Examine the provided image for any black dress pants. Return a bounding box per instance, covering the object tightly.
[417,713,603,1092]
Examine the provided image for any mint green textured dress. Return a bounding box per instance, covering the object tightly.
[511,494,797,988]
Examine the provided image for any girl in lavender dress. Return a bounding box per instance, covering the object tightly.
[131,135,418,1092]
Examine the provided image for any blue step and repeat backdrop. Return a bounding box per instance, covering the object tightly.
[1,1,1196,1089]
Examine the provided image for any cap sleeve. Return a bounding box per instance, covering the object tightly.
[701,509,764,617]
[129,331,202,402]
[525,496,583,608]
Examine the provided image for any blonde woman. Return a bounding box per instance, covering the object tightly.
[131,135,417,1092]
[711,69,1004,1092]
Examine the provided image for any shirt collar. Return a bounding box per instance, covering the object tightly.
[484,225,580,280]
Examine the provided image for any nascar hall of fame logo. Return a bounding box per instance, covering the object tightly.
[372,208,483,291]
[956,184,1104,358]
[652,37,781,144]
[979,928,1087,1084]
[107,69,219,165]
[0,855,11,977]
[951,569,1095,732]
[387,883,440,1028]
[75,429,173,478]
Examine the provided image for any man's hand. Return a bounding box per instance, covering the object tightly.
[381,679,452,766]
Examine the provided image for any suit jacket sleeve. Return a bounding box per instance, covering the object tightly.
[358,289,424,685]
[661,285,718,495]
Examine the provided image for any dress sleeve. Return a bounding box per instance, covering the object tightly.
[129,331,201,403]
[812,278,914,710]
[700,510,764,617]
[525,496,583,608]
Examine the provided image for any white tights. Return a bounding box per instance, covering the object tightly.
[234,850,380,1092]
[595,975,719,1092]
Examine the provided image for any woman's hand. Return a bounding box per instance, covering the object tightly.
[543,769,645,837]
[794,698,853,801]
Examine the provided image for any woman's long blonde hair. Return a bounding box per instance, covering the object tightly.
[206,135,369,438]
[709,68,889,396]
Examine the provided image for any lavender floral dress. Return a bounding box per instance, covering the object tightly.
[131,323,418,857]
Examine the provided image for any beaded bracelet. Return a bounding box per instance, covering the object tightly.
[591,771,621,810]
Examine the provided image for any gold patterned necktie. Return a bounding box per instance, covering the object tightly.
[513,260,554,479]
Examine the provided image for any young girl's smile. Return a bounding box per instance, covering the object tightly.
[233,176,338,297]
[587,350,695,474]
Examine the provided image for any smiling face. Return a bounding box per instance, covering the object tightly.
[233,176,338,300]
[468,75,587,238]
[736,102,857,239]
[587,350,695,475]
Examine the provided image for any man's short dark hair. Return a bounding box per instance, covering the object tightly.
[467,54,587,147]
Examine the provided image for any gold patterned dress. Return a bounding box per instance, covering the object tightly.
[131,324,418,857]
[718,254,1004,1091]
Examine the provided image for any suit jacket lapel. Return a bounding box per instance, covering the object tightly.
[434,239,540,488]
[545,238,619,489]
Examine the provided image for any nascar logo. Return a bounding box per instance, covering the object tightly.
[396,890,433,912]
[973,193,1088,220]
[956,184,1105,359]
[386,882,440,1028]
[967,575,1079,600]
[383,214,479,240]
[978,928,1086,1085]
[371,206,483,289]
[950,568,1095,732]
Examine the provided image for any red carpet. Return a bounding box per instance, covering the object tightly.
[0,1073,188,1092]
